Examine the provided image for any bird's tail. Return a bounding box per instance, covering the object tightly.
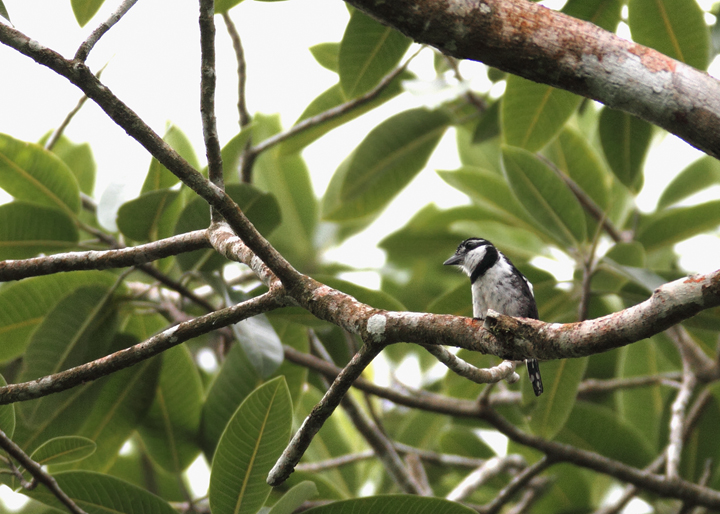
[526,359,543,396]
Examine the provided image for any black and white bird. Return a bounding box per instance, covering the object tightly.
[444,237,543,396]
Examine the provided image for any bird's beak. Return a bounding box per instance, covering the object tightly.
[443,254,462,266]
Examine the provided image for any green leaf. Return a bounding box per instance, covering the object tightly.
[0,373,15,438]
[562,0,623,32]
[557,402,654,467]
[138,345,202,473]
[27,470,177,513]
[636,200,720,250]
[0,202,79,260]
[71,0,105,26]
[501,145,587,247]
[279,71,412,155]
[0,133,81,215]
[209,377,292,514]
[215,0,244,14]
[338,10,412,98]
[598,107,652,193]
[0,1,10,22]
[268,481,319,514]
[233,314,285,379]
[221,125,254,184]
[545,127,610,210]
[40,134,96,196]
[501,75,582,152]
[471,99,500,144]
[322,108,450,221]
[528,357,588,440]
[200,343,261,458]
[310,42,340,72]
[0,271,121,362]
[142,125,198,193]
[30,436,97,467]
[303,495,477,513]
[174,182,281,271]
[116,189,180,242]
[628,0,709,70]
[253,114,317,267]
[657,156,720,209]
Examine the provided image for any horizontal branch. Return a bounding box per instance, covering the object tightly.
[346,0,720,159]
[0,230,210,282]
[0,291,285,405]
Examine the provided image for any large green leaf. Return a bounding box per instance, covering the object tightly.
[636,200,720,250]
[0,133,81,215]
[41,134,96,196]
[557,402,655,467]
[26,470,177,513]
[142,125,198,193]
[0,271,120,362]
[501,145,587,247]
[628,0,709,70]
[657,156,720,209]
[209,376,292,514]
[253,114,318,267]
[338,10,412,98]
[562,0,623,32]
[174,182,281,271]
[200,343,261,458]
[233,314,285,379]
[138,345,202,473]
[528,357,588,440]
[322,108,450,221]
[598,107,652,193]
[0,202,79,260]
[310,42,340,72]
[279,71,412,155]
[304,495,477,513]
[30,436,97,467]
[0,373,14,438]
[501,75,582,152]
[116,189,181,242]
[71,0,104,26]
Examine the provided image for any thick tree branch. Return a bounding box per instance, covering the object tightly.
[345,0,720,160]
[0,230,210,282]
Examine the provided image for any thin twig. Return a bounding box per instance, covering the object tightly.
[75,0,139,61]
[446,455,527,502]
[481,456,552,514]
[666,343,697,479]
[578,373,682,394]
[222,12,250,128]
[422,344,519,385]
[0,428,88,514]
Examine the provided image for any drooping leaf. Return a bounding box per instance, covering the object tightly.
[142,125,199,193]
[636,200,720,250]
[27,470,177,513]
[268,481,319,514]
[116,189,180,242]
[598,107,652,193]
[338,10,412,98]
[310,42,340,72]
[501,145,587,247]
[628,0,709,70]
[174,182,281,271]
[322,108,450,221]
[30,436,97,467]
[0,373,14,438]
[657,156,720,209]
[138,345,202,473]
[0,202,79,260]
[303,495,477,513]
[232,314,285,379]
[0,133,81,215]
[0,271,121,362]
[71,0,105,26]
[501,75,582,152]
[209,377,292,514]
[528,357,588,440]
[0,1,9,22]
[562,0,623,32]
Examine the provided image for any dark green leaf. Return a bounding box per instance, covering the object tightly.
[322,108,450,221]
[657,156,720,209]
[0,1,9,22]
[562,0,623,32]
[71,0,104,26]
[138,345,202,473]
[339,10,412,97]
[501,146,587,247]
[0,202,79,260]
[209,377,292,514]
[636,200,720,250]
[598,107,652,193]
[304,495,477,513]
[471,99,500,144]
[233,314,285,379]
[501,75,582,152]
[268,481,319,514]
[628,0,709,70]
[0,133,81,215]
[116,189,180,242]
[142,125,198,193]
[310,42,340,72]
[30,436,97,467]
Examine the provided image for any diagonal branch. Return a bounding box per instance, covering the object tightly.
[74,0,139,61]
